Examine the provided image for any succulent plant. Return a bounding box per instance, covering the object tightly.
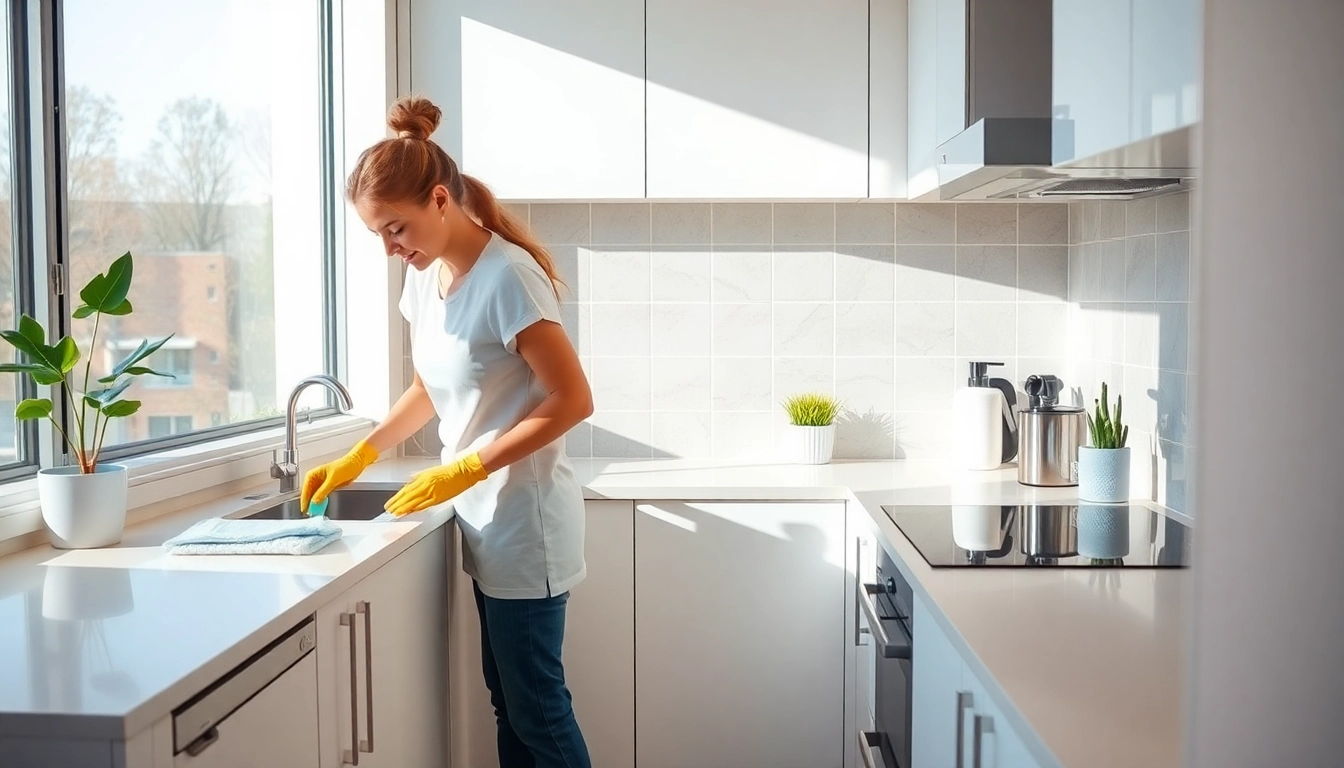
[781,392,842,427]
[1085,381,1129,449]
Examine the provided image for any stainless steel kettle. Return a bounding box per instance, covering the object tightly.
[1017,375,1087,487]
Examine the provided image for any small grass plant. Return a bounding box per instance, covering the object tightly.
[781,392,842,427]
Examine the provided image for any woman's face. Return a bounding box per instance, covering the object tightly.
[355,187,450,271]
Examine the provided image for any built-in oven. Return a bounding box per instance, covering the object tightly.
[856,538,913,768]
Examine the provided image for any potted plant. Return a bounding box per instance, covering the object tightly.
[781,392,841,465]
[0,252,173,549]
[1079,382,1130,503]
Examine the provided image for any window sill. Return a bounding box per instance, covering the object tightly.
[0,414,376,557]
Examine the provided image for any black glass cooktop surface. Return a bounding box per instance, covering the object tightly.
[880,504,1192,568]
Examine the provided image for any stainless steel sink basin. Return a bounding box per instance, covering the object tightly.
[242,488,396,521]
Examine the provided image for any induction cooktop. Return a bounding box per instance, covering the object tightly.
[880,504,1192,568]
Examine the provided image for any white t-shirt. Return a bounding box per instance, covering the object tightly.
[399,232,585,599]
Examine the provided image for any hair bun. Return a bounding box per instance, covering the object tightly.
[388,96,441,141]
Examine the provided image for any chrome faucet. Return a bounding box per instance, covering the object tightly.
[270,374,355,494]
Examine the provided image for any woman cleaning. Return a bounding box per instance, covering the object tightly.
[301,96,593,768]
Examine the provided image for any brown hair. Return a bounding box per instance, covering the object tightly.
[346,96,563,296]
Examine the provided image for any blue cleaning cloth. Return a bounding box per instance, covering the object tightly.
[162,517,342,556]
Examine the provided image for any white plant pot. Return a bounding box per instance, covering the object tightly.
[785,424,835,465]
[1077,447,1130,503]
[38,464,129,550]
[1076,504,1131,559]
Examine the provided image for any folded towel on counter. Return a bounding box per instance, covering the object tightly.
[162,517,342,556]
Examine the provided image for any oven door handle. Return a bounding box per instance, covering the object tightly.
[859,584,912,659]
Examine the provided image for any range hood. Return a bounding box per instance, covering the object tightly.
[928,0,1195,201]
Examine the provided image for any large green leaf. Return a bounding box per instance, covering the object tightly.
[78,252,134,313]
[101,399,141,418]
[15,398,53,420]
[18,315,46,346]
[1,322,67,382]
[54,336,79,373]
[109,334,173,379]
[86,377,134,406]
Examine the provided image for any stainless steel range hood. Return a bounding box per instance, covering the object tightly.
[929,0,1195,201]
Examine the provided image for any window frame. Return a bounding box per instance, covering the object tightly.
[0,0,41,483]
[37,0,346,466]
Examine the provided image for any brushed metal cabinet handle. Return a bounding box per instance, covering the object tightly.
[973,713,995,768]
[358,600,375,754]
[955,690,975,768]
[340,612,360,766]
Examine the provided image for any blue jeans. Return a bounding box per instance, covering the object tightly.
[473,582,592,768]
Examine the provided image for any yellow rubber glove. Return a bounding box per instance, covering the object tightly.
[301,440,380,513]
[384,452,489,517]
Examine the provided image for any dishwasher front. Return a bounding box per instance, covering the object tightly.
[172,616,319,767]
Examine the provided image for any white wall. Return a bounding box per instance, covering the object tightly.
[1188,3,1344,766]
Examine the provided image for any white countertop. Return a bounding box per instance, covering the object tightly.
[0,457,1188,768]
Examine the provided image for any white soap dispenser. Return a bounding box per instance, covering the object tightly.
[953,361,1019,470]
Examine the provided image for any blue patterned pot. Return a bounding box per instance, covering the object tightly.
[1078,447,1130,503]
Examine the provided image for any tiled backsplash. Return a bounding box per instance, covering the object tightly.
[1066,194,1194,512]
[403,201,1073,462]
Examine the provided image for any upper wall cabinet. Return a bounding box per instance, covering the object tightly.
[411,0,646,199]
[1053,0,1199,165]
[645,0,870,199]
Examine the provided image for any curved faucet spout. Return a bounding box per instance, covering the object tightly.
[270,374,355,494]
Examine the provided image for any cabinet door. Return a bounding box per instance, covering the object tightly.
[911,593,966,768]
[646,1,869,198]
[412,0,646,199]
[317,528,449,768]
[907,0,940,198]
[635,501,847,768]
[565,501,635,768]
[173,653,320,768]
[1051,0,1132,164]
[961,666,1041,768]
[934,0,968,146]
[1130,0,1200,141]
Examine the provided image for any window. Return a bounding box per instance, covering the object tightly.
[62,0,333,453]
[147,415,193,439]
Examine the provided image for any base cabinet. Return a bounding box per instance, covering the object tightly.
[316,527,449,768]
[635,501,848,768]
[911,593,1042,768]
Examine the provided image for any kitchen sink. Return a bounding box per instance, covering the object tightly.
[242,488,396,521]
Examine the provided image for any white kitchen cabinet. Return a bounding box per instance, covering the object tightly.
[1053,0,1198,166]
[934,0,968,147]
[634,501,848,768]
[410,0,646,199]
[1129,0,1200,142]
[564,500,635,768]
[645,1,869,199]
[907,0,940,198]
[911,593,965,768]
[316,527,449,768]
[869,0,910,199]
[911,593,1042,768]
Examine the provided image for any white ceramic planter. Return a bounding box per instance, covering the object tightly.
[785,424,835,465]
[38,464,129,549]
[1076,504,1131,559]
[1077,447,1131,503]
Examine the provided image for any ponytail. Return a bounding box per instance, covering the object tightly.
[459,174,565,299]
